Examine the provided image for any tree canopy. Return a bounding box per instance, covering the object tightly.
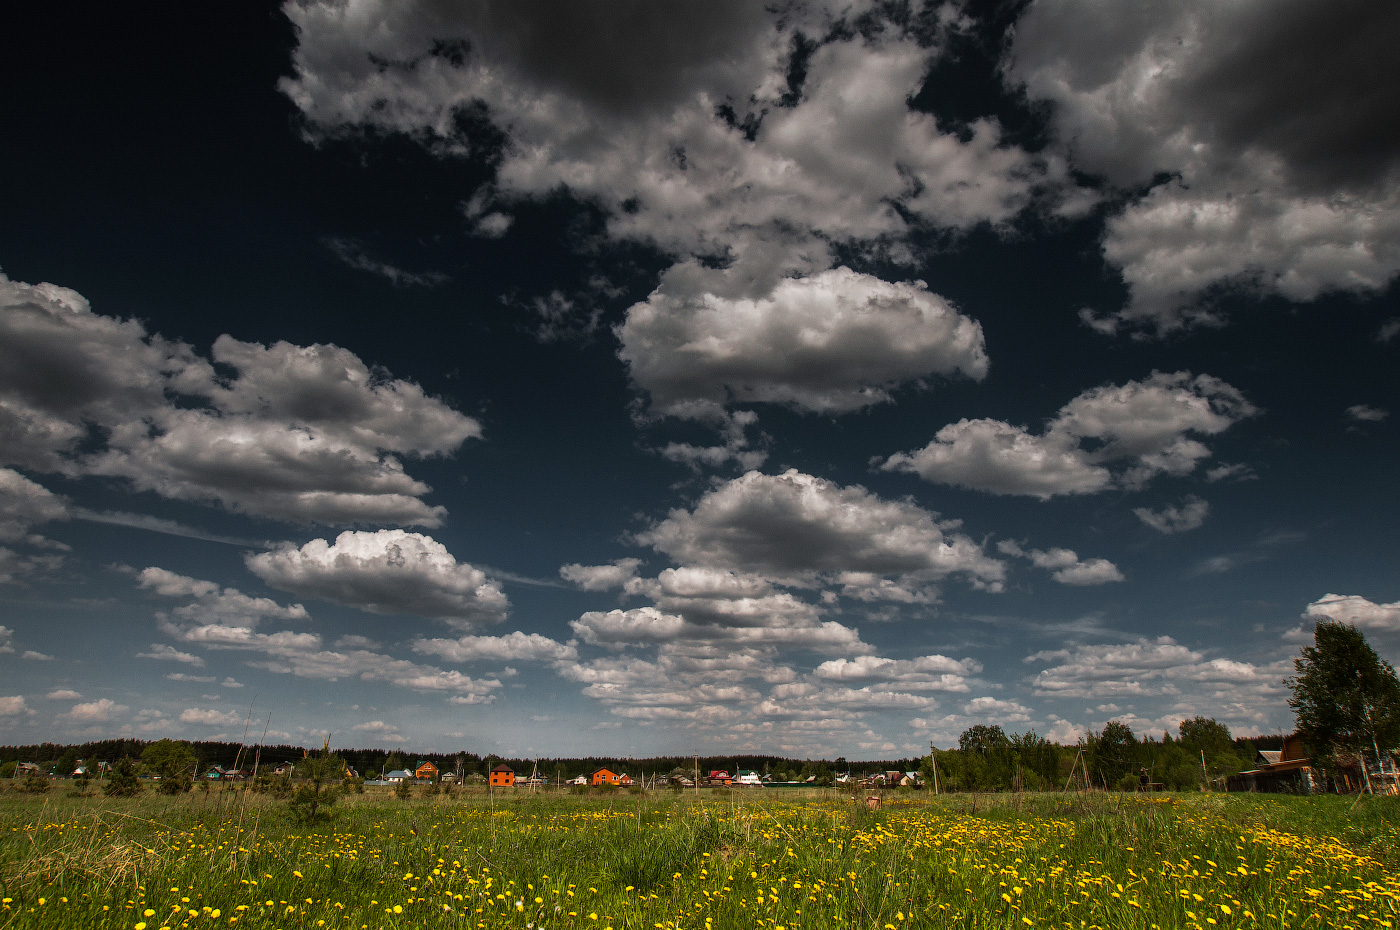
[1289,621,1400,774]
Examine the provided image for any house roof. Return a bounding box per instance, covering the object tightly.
[385,769,413,778]
[491,764,514,773]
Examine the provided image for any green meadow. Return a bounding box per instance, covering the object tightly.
[0,787,1396,929]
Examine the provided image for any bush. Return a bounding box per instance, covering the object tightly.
[104,759,142,797]
[286,748,345,824]
[394,779,412,800]
[159,773,193,795]
[20,774,50,794]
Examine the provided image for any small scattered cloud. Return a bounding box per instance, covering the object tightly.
[0,696,34,717]
[179,708,242,726]
[998,541,1124,586]
[137,643,206,667]
[46,689,81,700]
[1134,496,1209,534]
[323,237,448,288]
[62,698,128,723]
[1346,404,1389,422]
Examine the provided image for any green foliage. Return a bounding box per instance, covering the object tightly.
[1087,721,1140,787]
[103,758,142,797]
[0,792,1396,929]
[20,774,50,794]
[1289,621,1400,776]
[286,748,345,824]
[922,729,1063,791]
[0,761,16,779]
[958,724,1010,752]
[141,739,198,780]
[393,778,412,800]
[1178,716,1233,759]
[158,772,193,795]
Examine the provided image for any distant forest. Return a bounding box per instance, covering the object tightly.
[0,726,1277,784]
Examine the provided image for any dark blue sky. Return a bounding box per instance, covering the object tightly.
[1,0,1397,758]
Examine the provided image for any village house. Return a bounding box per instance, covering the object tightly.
[1225,733,1400,794]
[383,769,414,783]
[414,761,439,782]
[569,774,589,786]
[734,770,763,786]
[489,764,515,787]
[706,770,732,786]
[591,768,622,787]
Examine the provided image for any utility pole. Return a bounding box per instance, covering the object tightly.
[1201,750,1209,790]
[694,754,699,797]
[929,742,940,795]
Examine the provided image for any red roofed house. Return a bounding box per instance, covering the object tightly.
[489,764,515,787]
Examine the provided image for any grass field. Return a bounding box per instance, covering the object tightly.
[0,787,1396,929]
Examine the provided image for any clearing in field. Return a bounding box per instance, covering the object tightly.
[0,789,1396,929]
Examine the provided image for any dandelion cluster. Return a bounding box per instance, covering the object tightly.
[0,791,1394,929]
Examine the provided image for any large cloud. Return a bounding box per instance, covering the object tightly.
[139,567,309,626]
[619,268,987,418]
[636,469,1004,587]
[246,530,508,627]
[882,371,1255,496]
[282,4,1083,419]
[0,274,479,525]
[1026,637,1288,729]
[1007,0,1400,332]
[1303,593,1400,633]
[0,469,68,543]
[142,568,505,701]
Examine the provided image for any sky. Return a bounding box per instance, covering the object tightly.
[1,0,1397,760]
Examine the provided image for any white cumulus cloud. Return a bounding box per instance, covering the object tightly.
[247,530,508,627]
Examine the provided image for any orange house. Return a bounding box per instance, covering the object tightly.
[415,761,439,781]
[489,764,515,787]
[591,768,622,786]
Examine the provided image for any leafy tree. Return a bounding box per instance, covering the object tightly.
[1177,717,1232,759]
[383,751,405,774]
[54,747,80,776]
[0,761,16,779]
[104,757,143,797]
[142,739,198,779]
[958,725,1010,753]
[287,746,345,824]
[1177,716,1245,781]
[1289,621,1400,781]
[1088,721,1140,788]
